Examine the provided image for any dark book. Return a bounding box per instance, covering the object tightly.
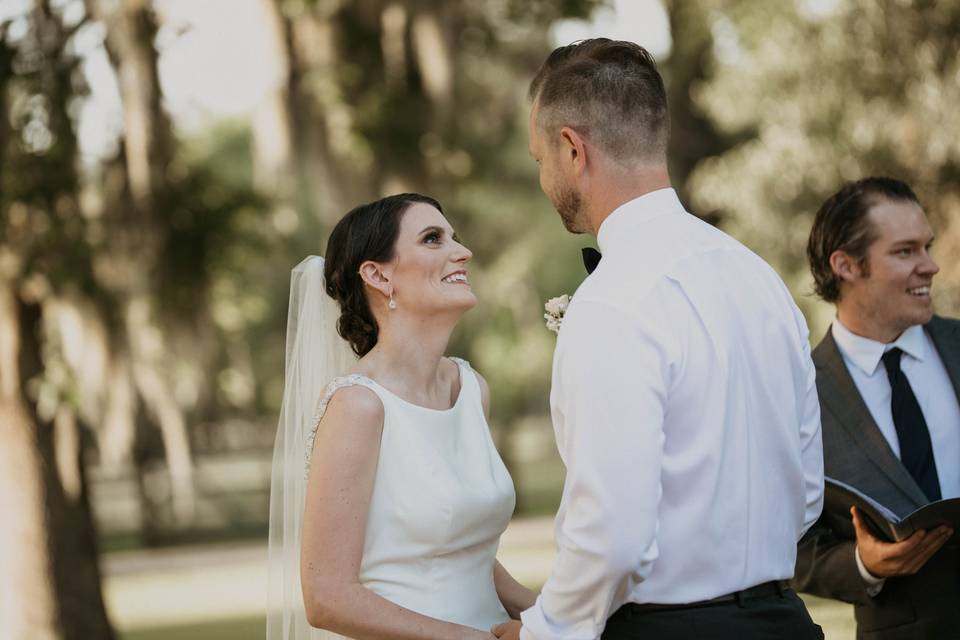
[825,477,960,543]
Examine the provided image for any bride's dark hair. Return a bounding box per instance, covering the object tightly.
[324,193,443,357]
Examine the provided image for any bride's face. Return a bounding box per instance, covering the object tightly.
[386,203,476,314]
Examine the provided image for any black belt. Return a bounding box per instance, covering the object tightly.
[623,580,790,614]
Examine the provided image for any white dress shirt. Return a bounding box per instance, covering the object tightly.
[521,189,824,640]
[831,318,960,594]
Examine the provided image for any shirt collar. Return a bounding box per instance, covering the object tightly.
[596,188,683,255]
[831,318,928,376]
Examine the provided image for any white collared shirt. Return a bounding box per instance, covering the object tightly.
[830,318,960,499]
[520,188,824,640]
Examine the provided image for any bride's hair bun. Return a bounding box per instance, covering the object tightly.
[324,193,442,356]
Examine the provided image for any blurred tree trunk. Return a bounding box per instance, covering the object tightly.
[661,0,730,224]
[253,0,316,218]
[409,4,452,117]
[0,293,115,640]
[85,0,195,524]
[0,285,60,640]
[256,0,466,227]
[0,3,116,637]
[253,0,308,209]
[255,0,370,227]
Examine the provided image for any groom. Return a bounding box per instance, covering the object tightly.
[494,39,825,640]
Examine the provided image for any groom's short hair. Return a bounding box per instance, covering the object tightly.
[529,38,669,166]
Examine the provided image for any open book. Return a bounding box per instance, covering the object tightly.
[825,477,960,543]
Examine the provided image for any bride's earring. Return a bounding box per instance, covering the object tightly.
[388,291,397,310]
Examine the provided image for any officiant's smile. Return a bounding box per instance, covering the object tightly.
[832,197,939,343]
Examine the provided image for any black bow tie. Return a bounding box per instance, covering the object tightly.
[582,247,602,274]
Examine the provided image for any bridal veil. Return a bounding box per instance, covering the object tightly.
[267,256,357,639]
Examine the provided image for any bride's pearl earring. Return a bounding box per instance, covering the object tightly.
[388,292,397,310]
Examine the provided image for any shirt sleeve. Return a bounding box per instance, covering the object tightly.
[855,546,886,596]
[794,307,824,537]
[520,297,673,640]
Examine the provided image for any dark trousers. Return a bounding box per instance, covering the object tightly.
[601,588,824,640]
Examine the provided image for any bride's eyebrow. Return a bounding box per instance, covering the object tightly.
[418,225,450,237]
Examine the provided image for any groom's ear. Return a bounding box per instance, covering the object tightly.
[559,126,588,175]
[358,261,393,297]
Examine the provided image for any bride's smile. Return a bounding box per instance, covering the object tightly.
[384,203,477,314]
[441,270,469,285]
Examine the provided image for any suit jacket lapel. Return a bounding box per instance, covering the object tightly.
[814,329,929,508]
[926,315,960,399]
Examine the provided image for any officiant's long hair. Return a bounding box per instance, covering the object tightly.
[323,193,442,357]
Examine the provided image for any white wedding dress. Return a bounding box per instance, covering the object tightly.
[310,357,515,637]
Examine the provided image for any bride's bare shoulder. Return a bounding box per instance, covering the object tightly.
[322,382,383,428]
[307,381,384,471]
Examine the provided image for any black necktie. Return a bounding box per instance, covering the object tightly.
[881,348,942,502]
[582,247,602,275]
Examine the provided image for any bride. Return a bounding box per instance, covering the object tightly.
[267,193,536,639]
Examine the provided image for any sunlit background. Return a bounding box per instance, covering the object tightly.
[2,0,958,638]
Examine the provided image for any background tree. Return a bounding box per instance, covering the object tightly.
[684,0,960,334]
[660,0,730,220]
[248,0,607,508]
[1,0,262,634]
[0,2,113,637]
[84,0,202,527]
[2,2,615,636]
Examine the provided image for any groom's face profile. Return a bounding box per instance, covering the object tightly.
[528,101,588,234]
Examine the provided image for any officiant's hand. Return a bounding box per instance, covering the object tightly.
[852,506,953,577]
[491,620,522,640]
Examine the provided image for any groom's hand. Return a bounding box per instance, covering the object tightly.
[852,506,953,577]
[491,620,522,640]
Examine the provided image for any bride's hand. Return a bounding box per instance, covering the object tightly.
[491,620,522,639]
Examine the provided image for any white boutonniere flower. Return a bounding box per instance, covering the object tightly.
[543,294,571,334]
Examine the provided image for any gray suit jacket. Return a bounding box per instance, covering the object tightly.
[793,315,960,639]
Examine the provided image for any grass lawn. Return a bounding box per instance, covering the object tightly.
[121,616,264,640]
[106,517,853,640]
[118,601,851,640]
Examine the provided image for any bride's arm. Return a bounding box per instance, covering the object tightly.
[474,371,539,620]
[301,386,494,640]
[493,561,537,619]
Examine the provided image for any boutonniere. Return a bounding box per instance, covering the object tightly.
[543,294,571,334]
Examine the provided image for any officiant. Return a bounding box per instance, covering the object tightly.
[794,177,960,638]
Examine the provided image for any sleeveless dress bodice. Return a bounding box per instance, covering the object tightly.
[311,358,515,633]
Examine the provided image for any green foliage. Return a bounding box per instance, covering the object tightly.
[265,0,606,435]
[156,124,265,323]
[0,6,94,291]
[686,0,960,334]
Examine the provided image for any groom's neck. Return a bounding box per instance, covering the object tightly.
[585,163,671,235]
